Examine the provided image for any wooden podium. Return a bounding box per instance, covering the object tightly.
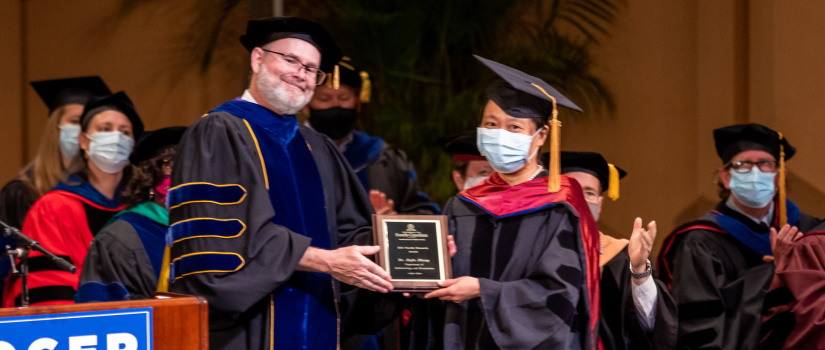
[0,293,208,350]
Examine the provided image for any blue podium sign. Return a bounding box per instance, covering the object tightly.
[0,307,152,350]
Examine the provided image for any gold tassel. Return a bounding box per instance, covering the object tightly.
[333,64,340,89]
[548,114,561,192]
[607,163,620,200]
[156,246,171,292]
[359,71,371,103]
[778,132,787,226]
[530,83,561,192]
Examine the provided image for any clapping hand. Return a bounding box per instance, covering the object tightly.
[628,217,656,285]
[763,224,802,264]
[369,190,397,215]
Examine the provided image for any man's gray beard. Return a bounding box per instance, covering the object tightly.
[256,64,312,115]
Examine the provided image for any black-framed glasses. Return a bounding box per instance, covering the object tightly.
[260,48,326,85]
[727,160,778,173]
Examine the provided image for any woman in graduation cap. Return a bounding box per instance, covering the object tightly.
[75,127,185,303]
[2,91,143,307]
[0,77,110,230]
[423,56,601,349]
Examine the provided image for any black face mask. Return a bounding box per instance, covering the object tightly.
[308,107,358,140]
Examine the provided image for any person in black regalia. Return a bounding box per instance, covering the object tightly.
[560,151,677,350]
[304,57,440,217]
[657,123,820,349]
[162,17,398,350]
[423,56,601,349]
[75,127,185,302]
[442,130,493,192]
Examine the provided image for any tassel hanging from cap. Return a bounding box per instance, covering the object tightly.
[548,113,561,192]
[530,83,562,192]
[778,132,787,226]
[359,71,371,103]
[607,163,620,200]
[332,64,340,89]
[156,246,171,292]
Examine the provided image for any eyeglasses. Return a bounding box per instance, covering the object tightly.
[727,160,778,173]
[260,48,326,85]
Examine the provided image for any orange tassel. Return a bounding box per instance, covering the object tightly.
[333,65,340,89]
[607,163,620,200]
[529,83,561,192]
[359,71,371,103]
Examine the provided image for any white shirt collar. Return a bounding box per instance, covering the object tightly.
[240,90,258,104]
[726,196,773,226]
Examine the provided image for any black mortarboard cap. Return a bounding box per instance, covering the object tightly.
[337,57,363,88]
[441,130,484,160]
[474,55,583,119]
[240,17,343,72]
[130,126,187,164]
[30,76,111,114]
[713,123,795,163]
[560,151,626,197]
[474,55,583,193]
[326,56,373,103]
[80,91,144,140]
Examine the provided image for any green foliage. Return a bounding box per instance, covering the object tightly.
[294,0,623,205]
[116,0,623,205]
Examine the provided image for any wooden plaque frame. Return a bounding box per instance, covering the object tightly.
[372,214,452,292]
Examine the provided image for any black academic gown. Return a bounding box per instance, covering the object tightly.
[0,177,37,231]
[435,173,600,350]
[599,248,677,350]
[658,200,819,350]
[342,130,440,216]
[167,106,398,350]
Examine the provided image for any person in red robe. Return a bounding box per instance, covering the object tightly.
[2,92,142,306]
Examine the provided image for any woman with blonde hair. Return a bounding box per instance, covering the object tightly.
[0,76,110,229]
[2,91,143,306]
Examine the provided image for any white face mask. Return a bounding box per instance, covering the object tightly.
[586,200,601,221]
[86,131,134,174]
[462,176,488,190]
[58,124,81,159]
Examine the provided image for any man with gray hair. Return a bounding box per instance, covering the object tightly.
[164,17,394,350]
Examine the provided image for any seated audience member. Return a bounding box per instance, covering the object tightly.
[658,123,820,349]
[2,92,142,306]
[76,127,185,302]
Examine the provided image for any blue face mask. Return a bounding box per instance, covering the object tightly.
[58,124,81,159]
[728,167,776,208]
[476,127,539,174]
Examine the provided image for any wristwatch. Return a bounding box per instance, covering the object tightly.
[629,259,653,279]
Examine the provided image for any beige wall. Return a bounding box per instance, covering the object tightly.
[566,0,825,257]
[2,0,250,179]
[0,1,24,181]
[0,1,822,253]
